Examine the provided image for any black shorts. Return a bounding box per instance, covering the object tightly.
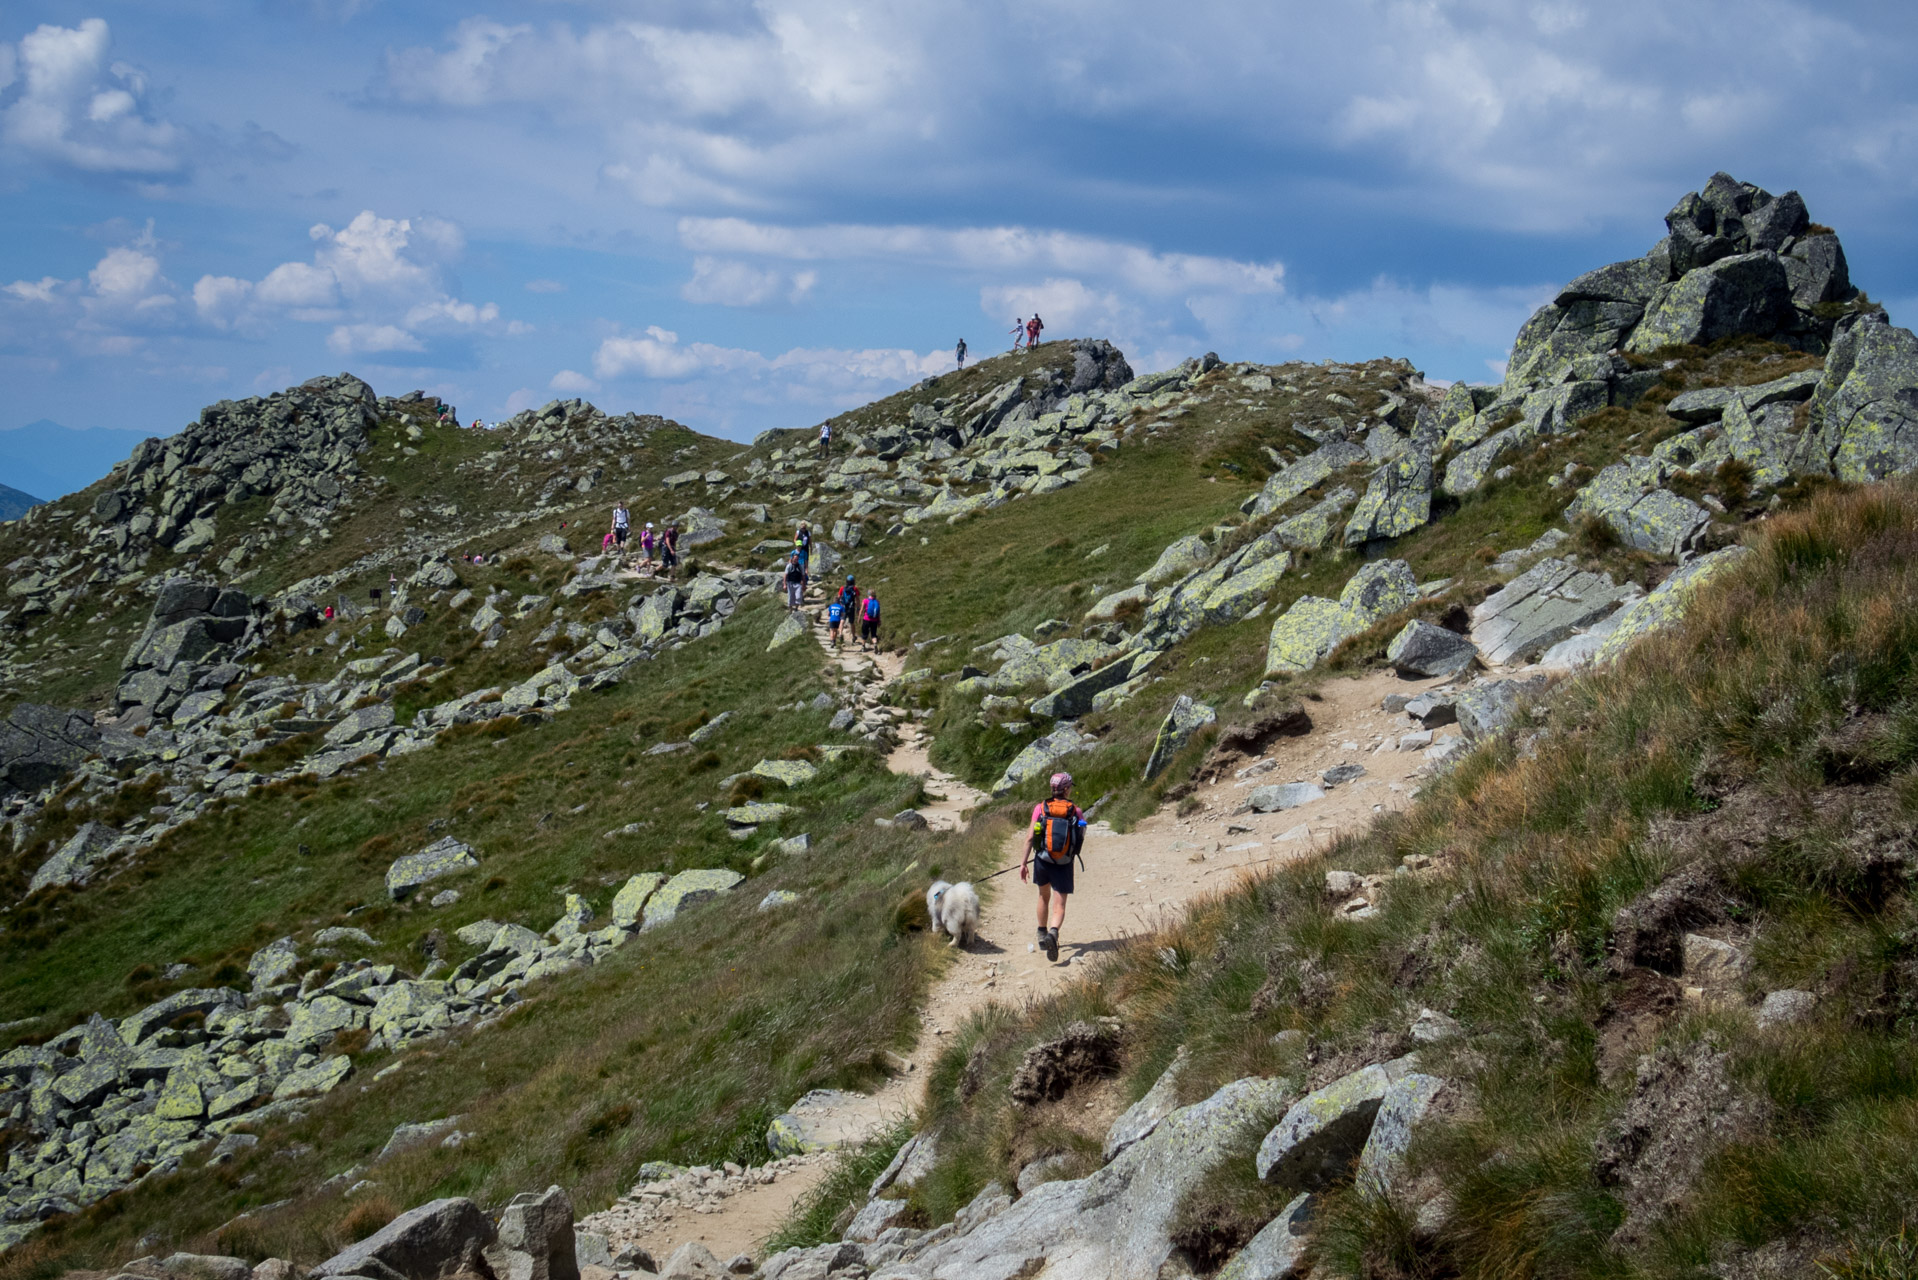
[860,618,878,639]
[614,527,629,546]
[661,546,678,567]
[1033,856,1074,895]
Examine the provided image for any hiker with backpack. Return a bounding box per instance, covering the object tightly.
[794,522,813,575]
[1022,771,1086,962]
[859,591,881,651]
[1027,314,1043,348]
[639,522,657,572]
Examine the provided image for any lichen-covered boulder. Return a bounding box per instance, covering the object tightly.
[1247,782,1324,813]
[1356,1074,1446,1192]
[27,821,122,895]
[1339,558,1418,625]
[640,868,744,930]
[1597,546,1752,663]
[993,723,1095,795]
[997,637,1122,689]
[1143,696,1216,780]
[1344,445,1433,545]
[386,837,479,900]
[1244,441,1369,517]
[273,1054,352,1101]
[1202,551,1291,625]
[1263,596,1346,677]
[1625,252,1796,354]
[1029,656,1139,719]
[1273,487,1356,551]
[1802,314,1918,482]
[633,588,677,645]
[1566,466,1713,559]
[1135,535,1214,586]
[1084,583,1150,621]
[611,872,666,928]
[1258,556,1411,679]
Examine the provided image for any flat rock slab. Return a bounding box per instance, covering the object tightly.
[723,802,794,826]
[1470,558,1634,666]
[752,759,818,787]
[765,1088,887,1158]
[1246,783,1325,813]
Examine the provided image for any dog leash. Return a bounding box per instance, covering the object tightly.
[963,792,1111,883]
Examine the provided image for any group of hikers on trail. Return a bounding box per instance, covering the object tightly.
[601,500,681,577]
[781,520,881,651]
[1009,314,1044,349]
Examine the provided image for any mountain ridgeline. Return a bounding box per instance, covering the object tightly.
[0,174,1917,1278]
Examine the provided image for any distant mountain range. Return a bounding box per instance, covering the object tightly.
[0,419,158,502]
[0,484,41,521]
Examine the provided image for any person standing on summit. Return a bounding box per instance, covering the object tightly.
[956,337,968,369]
[1027,315,1043,348]
[1009,317,1026,350]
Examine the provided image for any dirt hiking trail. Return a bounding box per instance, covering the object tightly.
[585,596,1462,1264]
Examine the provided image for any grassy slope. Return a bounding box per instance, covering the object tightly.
[0,600,1016,1271]
[904,480,1918,1279]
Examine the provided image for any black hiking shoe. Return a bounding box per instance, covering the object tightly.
[1044,928,1059,962]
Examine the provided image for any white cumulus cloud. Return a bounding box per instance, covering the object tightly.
[1,19,184,175]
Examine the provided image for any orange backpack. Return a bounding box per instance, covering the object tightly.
[1038,798,1078,864]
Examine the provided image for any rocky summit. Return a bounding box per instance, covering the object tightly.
[4,174,1918,1280]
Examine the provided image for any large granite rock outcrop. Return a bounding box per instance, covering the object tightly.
[1507,173,1854,398]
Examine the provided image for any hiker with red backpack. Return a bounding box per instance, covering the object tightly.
[1022,771,1086,962]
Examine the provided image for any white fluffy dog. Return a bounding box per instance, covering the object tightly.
[927,880,980,948]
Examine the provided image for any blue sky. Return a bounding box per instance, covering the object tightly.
[5,0,1918,493]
